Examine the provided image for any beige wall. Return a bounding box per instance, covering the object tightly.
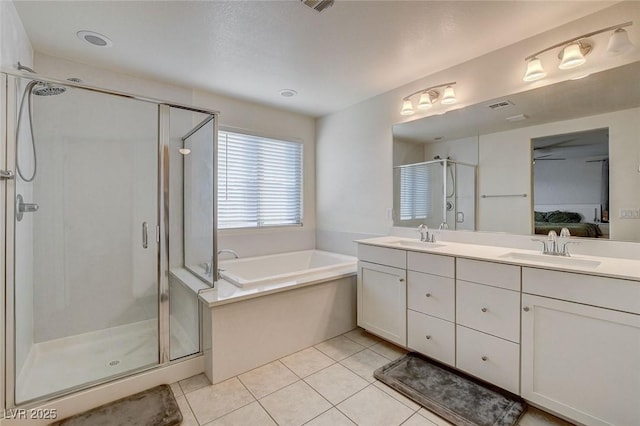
[316,2,640,255]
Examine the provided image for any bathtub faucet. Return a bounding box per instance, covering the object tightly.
[218,249,239,259]
[215,249,239,280]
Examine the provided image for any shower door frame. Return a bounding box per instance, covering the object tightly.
[1,72,219,408]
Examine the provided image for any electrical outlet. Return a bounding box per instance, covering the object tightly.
[619,208,640,219]
[386,208,393,220]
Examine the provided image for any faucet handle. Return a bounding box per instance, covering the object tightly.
[547,230,557,241]
[417,224,428,242]
[531,238,548,254]
[560,227,571,238]
[561,241,579,257]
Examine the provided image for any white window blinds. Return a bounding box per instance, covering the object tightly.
[399,163,430,221]
[218,130,303,229]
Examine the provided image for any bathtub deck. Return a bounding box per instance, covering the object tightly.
[196,264,357,308]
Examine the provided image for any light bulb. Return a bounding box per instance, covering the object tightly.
[417,92,433,110]
[606,28,634,55]
[559,43,586,69]
[440,86,456,105]
[400,99,415,116]
[523,57,546,82]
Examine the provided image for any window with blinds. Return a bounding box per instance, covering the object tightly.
[399,163,431,222]
[218,130,303,229]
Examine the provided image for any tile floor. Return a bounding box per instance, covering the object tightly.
[170,328,574,426]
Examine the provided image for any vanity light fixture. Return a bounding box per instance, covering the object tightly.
[400,82,457,116]
[523,21,634,82]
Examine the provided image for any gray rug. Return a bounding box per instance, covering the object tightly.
[50,384,182,426]
[374,353,527,426]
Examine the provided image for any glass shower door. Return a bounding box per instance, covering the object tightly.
[12,78,160,404]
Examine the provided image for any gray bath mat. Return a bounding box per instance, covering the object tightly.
[50,384,182,426]
[374,353,527,426]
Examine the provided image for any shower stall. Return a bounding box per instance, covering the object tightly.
[393,158,477,230]
[1,72,217,406]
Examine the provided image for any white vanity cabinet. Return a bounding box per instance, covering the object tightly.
[357,245,407,346]
[521,267,640,426]
[455,259,521,394]
[406,252,455,366]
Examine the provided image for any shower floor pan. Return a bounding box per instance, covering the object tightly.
[15,319,195,404]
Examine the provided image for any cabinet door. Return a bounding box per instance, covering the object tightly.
[521,294,640,426]
[357,261,407,346]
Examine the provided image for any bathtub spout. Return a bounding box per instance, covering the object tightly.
[217,249,239,259]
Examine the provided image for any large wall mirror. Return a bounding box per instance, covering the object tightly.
[392,61,640,242]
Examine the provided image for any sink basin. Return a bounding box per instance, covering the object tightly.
[386,240,445,249]
[500,252,601,268]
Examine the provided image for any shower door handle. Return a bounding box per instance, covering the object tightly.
[142,222,149,249]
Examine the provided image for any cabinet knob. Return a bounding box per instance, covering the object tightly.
[425,293,432,298]
[399,278,405,282]
[523,306,530,312]
[481,356,488,361]
[425,335,431,340]
[481,307,488,313]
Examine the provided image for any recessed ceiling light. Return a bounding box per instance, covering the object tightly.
[77,30,113,47]
[279,89,297,98]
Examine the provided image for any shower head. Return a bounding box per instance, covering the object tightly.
[32,82,66,96]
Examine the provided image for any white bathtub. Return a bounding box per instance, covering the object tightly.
[219,250,356,288]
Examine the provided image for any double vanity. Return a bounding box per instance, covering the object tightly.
[356,236,640,426]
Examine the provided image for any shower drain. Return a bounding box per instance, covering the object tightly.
[108,360,120,367]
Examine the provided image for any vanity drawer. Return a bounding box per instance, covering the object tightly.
[357,244,406,269]
[457,258,520,291]
[408,251,454,278]
[456,325,520,395]
[456,280,520,342]
[407,271,454,322]
[408,310,455,367]
[522,267,640,314]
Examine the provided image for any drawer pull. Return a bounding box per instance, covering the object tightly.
[425,335,431,340]
[481,356,488,361]
[523,306,530,312]
[481,307,488,313]
[425,293,432,298]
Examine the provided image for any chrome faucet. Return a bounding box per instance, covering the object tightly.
[215,249,240,280]
[218,248,239,259]
[417,224,436,243]
[202,249,240,277]
[531,228,577,256]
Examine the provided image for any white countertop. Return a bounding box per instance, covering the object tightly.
[196,264,357,308]
[356,236,640,282]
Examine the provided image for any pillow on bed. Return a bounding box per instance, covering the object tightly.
[546,210,582,223]
[534,211,548,222]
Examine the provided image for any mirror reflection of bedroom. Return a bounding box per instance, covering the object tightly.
[532,128,609,239]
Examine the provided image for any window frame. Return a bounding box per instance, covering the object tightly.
[217,127,304,230]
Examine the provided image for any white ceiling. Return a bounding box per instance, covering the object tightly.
[13,0,616,117]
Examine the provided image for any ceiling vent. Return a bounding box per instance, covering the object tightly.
[301,0,335,13]
[487,100,514,110]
